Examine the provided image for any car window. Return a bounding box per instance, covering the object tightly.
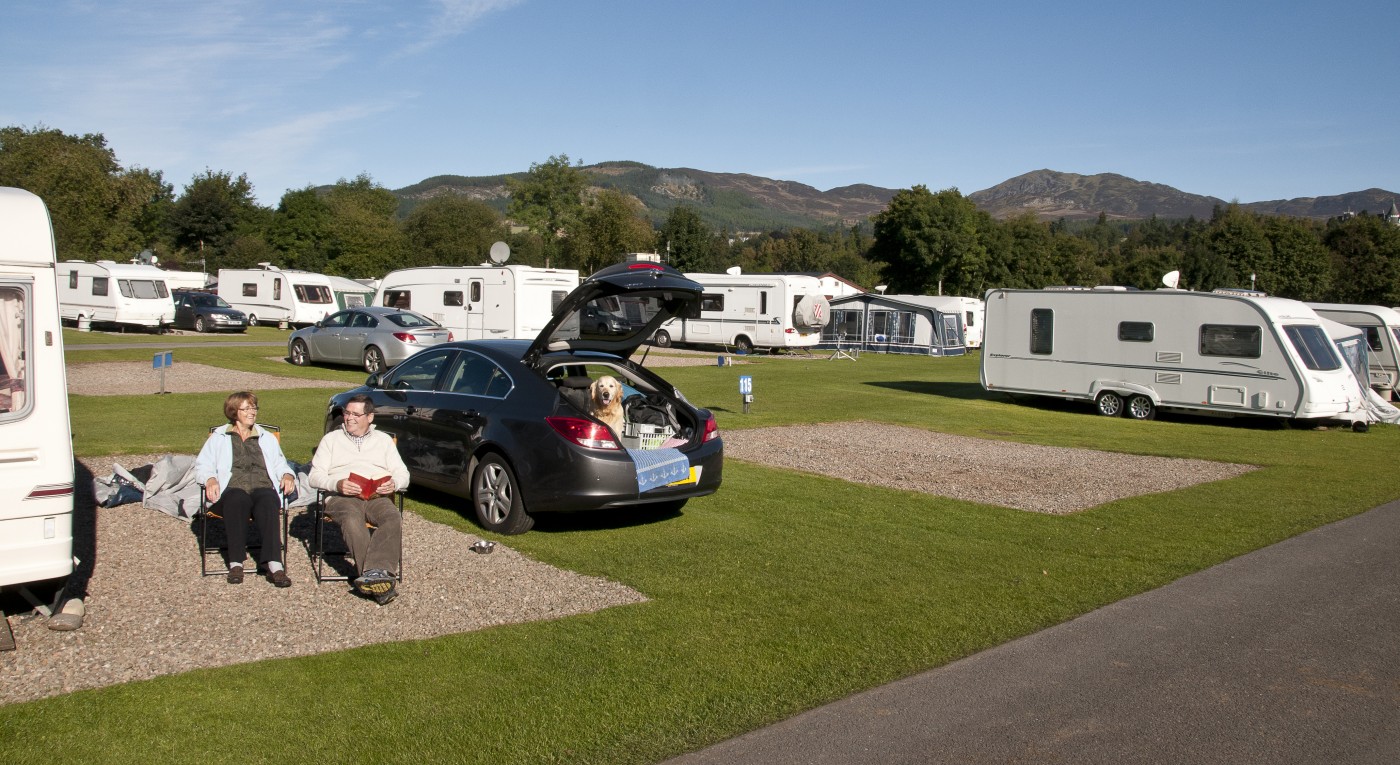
[322,311,352,329]
[387,349,450,391]
[350,312,377,329]
[387,311,436,328]
[443,351,510,397]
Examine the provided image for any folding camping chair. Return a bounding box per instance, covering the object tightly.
[308,487,405,584]
[194,424,289,577]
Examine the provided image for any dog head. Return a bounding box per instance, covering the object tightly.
[590,375,621,409]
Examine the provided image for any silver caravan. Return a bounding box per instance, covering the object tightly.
[1306,303,1400,400]
[981,287,1367,424]
[373,265,580,340]
[0,188,75,591]
[58,260,175,329]
[652,272,831,353]
[217,265,336,327]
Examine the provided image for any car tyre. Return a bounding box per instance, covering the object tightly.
[653,329,672,348]
[1095,391,1124,417]
[247,314,258,327]
[472,453,534,534]
[290,339,310,367]
[1125,394,1156,421]
[363,345,385,374]
[194,316,207,333]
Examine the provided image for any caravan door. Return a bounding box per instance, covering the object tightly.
[465,279,485,339]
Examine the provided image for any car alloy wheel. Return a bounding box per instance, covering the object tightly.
[363,346,385,374]
[472,453,533,534]
[290,339,309,366]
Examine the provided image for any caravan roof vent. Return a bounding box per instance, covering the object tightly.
[1091,286,1130,291]
[1044,285,1092,291]
[1212,288,1268,297]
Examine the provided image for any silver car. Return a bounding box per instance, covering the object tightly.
[288,306,453,373]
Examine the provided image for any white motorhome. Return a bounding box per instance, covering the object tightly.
[217,265,336,327]
[0,188,75,591]
[1306,303,1400,400]
[58,260,176,329]
[373,265,580,340]
[981,286,1368,424]
[652,272,831,353]
[953,296,986,349]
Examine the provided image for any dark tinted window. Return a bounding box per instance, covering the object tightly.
[444,291,463,307]
[1364,326,1383,352]
[443,352,511,397]
[322,311,352,328]
[387,349,450,391]
[387,311,437,328]
[1118,321,1154,342]
[1200,325,1261,358]
[1030,309,1053,354]
[93,277,108,296]
[349,312,376,329]
[1284,325,1341,371]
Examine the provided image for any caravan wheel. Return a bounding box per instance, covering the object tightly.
[652,330,672,348]
[1125,394,1156,421]
[1095,391,1124,417]
[247,314,258,327]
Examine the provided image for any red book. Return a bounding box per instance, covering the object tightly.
[349,473,389,500]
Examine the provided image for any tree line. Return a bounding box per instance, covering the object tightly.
[3,126,1397,304]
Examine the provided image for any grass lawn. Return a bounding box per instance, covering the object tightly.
[5,351,1399,764]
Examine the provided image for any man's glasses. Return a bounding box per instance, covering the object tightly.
[344,411,370,419]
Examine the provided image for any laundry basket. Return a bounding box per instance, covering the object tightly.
[623,422,674,450]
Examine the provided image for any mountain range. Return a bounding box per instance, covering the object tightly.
[392,163,1399,231]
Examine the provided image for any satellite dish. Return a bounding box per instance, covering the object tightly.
[1162,270,1181,289]
[725,266,741,275]
[488,241,510,265]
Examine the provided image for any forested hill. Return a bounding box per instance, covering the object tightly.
[392,164,1398,230]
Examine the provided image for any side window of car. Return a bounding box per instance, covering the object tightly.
[323,311,351,328]
[388,349,450,391]
[350,312,375,328]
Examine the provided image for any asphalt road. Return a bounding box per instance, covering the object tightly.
[663,501,1400,765]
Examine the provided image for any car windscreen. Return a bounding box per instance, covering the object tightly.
[549,293,678,346]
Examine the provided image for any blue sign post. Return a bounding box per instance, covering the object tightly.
[153,351,173,394]
[739,375,753,414]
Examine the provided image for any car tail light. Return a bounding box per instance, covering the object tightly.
[447,331,454,341]
[393,332,418,343]
[702,414,720,442]
[784,327,795,334]
[547,416,622,450]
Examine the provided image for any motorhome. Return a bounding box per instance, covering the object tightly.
[1306,303,1400,400]
[58,260,176,329]
[0,188,75,592]
[651,272,831,353]
[217,265,336,327]
[981,286,1368,424]
[373,265,580,340]
[952,296,986,349]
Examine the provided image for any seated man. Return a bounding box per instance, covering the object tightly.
[308,394,411,605]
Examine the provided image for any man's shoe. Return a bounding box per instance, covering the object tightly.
[354,569,395,596]
[373,585,398,606]
[266,568,292,588]
[226,567,244,584]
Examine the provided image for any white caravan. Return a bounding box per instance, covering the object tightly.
[954,296,986,349]
[1306,303,1400,400]
[0,188,75,590]
[217,265,336,327]
[58,260,175,329]
[651,272,831,353]
[981,287,1368,424]
[373,265,580,340]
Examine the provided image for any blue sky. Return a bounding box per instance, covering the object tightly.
[5,0,1397,207]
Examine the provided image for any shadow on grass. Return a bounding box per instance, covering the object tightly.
[867,380,999,401]
[987,391,1295,431]
[407,485,686,536]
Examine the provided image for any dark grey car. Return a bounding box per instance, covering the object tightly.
[173,290,247,333]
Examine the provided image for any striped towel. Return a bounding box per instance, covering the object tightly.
[628,447,690,492]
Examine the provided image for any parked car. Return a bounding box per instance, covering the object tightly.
[288,306,453,374]
[322,261,724,534]
[173,289,247,333]
[581,304,629,335]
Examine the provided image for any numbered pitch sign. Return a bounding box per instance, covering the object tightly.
[739,375,753,413]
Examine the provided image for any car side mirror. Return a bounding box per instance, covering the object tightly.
[315,319,325,328]
[365,372,384,387]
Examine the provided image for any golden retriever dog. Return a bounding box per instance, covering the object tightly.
[589,375,625,433]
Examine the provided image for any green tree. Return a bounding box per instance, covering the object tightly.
[401,195,507,267]
[321,174,407,277]
[1324,215,1400,304]
[266,187,332,272]
[0,125,173,260]
[1205,204,1272,291]
[1262,216,1331,300]
[1114,246,1183,290]
[167,170,270,269]
[506,154,587,267]
[869,186,988,294]
[658,205,714,272]
[568,190,655,276]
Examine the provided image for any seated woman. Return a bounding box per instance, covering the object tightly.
[194,391,298,586]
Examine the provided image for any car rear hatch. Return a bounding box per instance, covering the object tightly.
[522,261,702,369]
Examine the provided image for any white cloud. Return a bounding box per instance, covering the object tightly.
[399,0,527,55]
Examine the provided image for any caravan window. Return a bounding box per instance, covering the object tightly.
[759,291,768,315]
[965,311,976,327]
[68,271,77,289]
[1283,325,1342,371]
[1364,327,1383,353]
[0,284,32,417]
[1118,322,1154,342]
[383,290,410,309]
[1199,325,1261,358]
[242,283,258,297]
[92,277,109,296]
[550,290,567,311]
[118,280,132,298]
[273,279,282,301]
[444,291,463,307]
[121,280,167,300]
[471,283,484,303]
[294,284,332,304]
[700,293,724,313]
[1030,309,1053,355]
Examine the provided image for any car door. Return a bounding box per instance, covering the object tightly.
[174,294,193,328]
[412,349,509,487]
[370,347,455,479]
[308,310,352,362]
[343,310,376,363]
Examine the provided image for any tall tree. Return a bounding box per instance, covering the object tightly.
[568,190,655,276]
[1205,204,1272,291]
[166,170,269,269]
[869,186,988,295]
[266,186,332,272]
[1262,216,1331,300]
[321,174,406,277]
[506,154,587,267]
[658,205,713,272]
[1324,215,1400,304]
[401,195,507,267]
[0,126,173,260]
